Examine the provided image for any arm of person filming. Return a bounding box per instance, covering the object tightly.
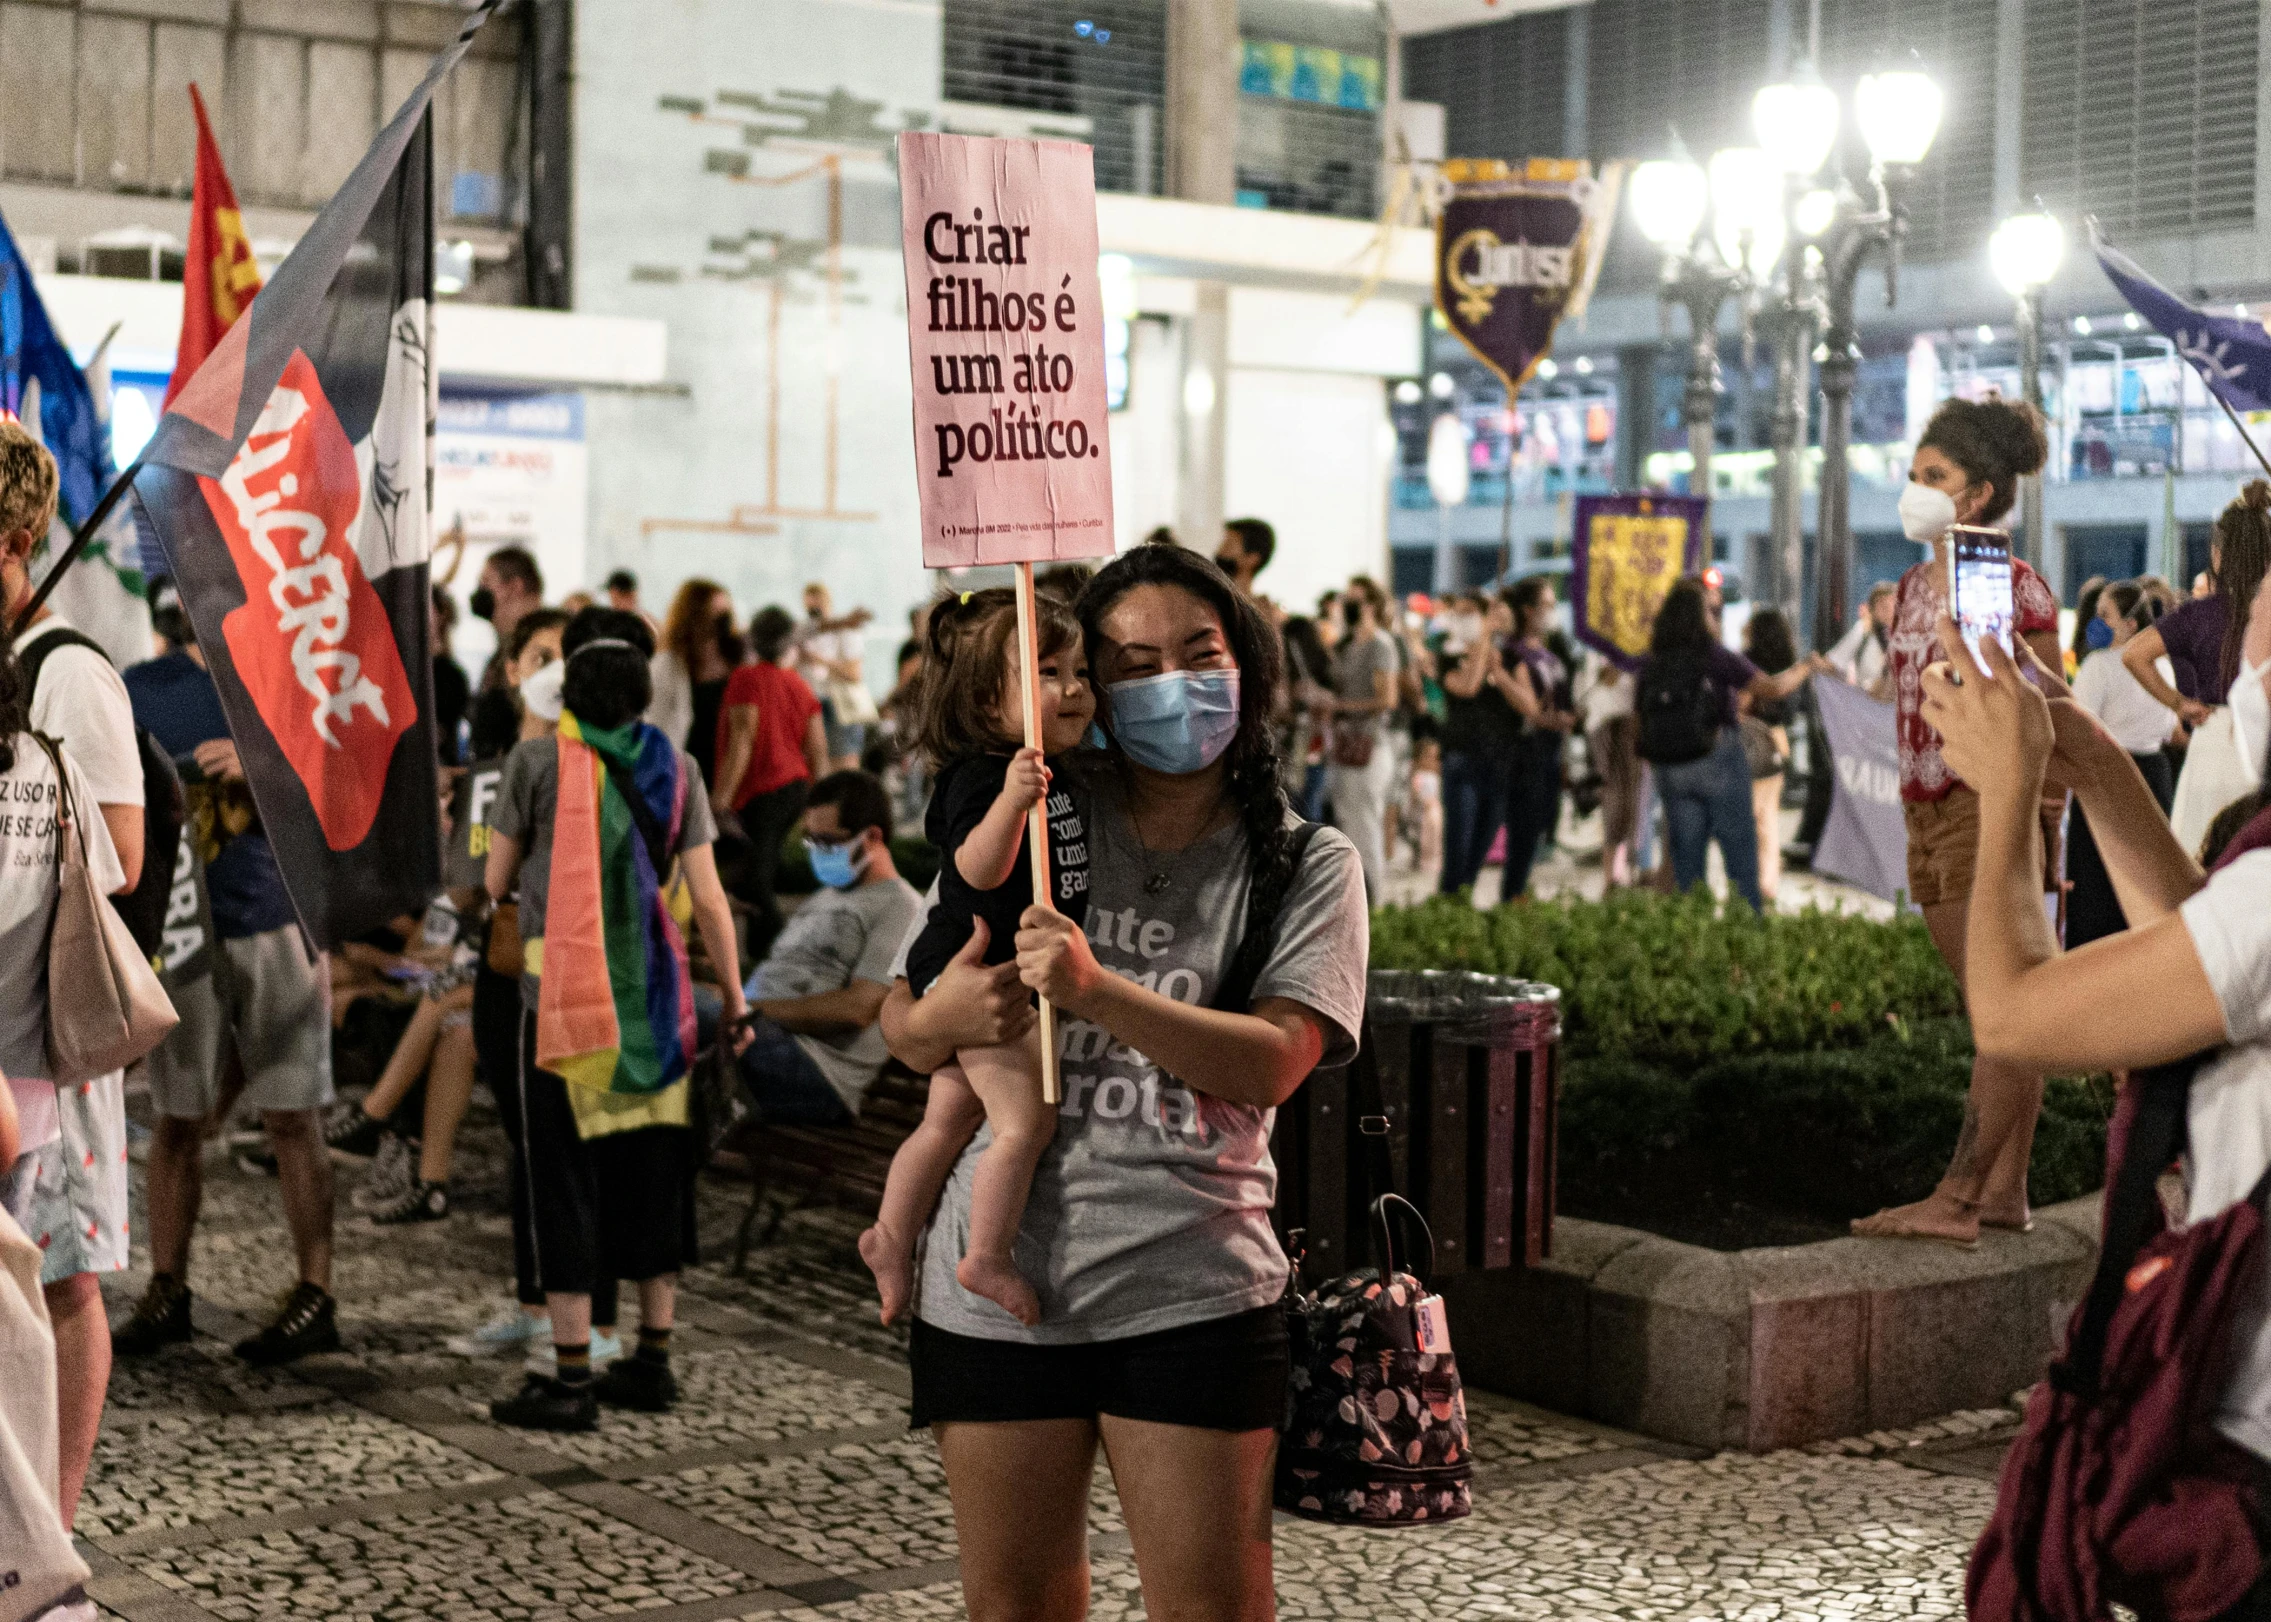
[1924,623,2223,1074]
[1014,907,1327,1110]
[2123,625,2208,725]
[879,919,1035,1075]
[713,703,756,813]
[2020,638,2203,926]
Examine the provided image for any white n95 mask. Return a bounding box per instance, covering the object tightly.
[1898,481,1958,545]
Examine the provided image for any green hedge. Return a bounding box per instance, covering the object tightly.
[1370,889,1961,1066]
[1559,1020,2112,1220]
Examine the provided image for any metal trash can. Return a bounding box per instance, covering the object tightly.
[1272,970,1562,1281]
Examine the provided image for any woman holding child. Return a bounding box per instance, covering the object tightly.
[879,546,1370,1622]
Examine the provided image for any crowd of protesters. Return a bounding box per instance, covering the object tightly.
[24,367,2271,1617]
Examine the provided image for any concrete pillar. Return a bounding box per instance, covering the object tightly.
[1167,0,1236,549]
[1177,284,1230,554]
[1994,0,2023,218]
[1615,344,1658,492]
[1166,0,1238,206]
[1562,6,1589,158]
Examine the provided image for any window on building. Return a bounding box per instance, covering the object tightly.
[1401,9,1569,165]
[2021,0,2259,239]
[942,0,1169,195]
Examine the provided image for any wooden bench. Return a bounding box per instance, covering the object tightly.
[722,1061,931,1275]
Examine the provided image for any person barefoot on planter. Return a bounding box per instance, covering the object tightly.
[860,588,1093,1327]
[1853,395,2059,1246]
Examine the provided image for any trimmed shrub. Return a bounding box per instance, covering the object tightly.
[1371,889,1961,1066]
[1557,1022,2111,1229]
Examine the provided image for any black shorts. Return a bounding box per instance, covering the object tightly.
[908,1304,1288,1432]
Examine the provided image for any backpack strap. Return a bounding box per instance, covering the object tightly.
[17,623,107,698]
[2058,1052,2211,1395]
[1209,819,1323,1014]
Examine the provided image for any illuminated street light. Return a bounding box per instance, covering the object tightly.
[1990,210,2065,569]
[1753,71,1840,178]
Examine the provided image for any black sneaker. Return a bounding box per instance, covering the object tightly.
[365,1178,449,1226]
[594,1355,679,1413]
[111,1275,193,1357]
[233,1282,341,1366]
[323,1102,388,1159]
[491,1372,599,1431]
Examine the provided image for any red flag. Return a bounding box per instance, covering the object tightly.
[165,84,263,406]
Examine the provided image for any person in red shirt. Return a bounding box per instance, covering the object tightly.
[713,605,828,956]
[1854,395,2060,1248]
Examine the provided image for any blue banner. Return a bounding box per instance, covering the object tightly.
[2093,220,2271,413]
[0,210,118,532]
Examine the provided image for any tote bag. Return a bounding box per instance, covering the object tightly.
[2172,708,2258,860]
[0,1207,88,1622]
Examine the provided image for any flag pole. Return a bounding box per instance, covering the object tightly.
[14,460,142,637]
[2211,388,2271,484]
[1013,560,1060,1105]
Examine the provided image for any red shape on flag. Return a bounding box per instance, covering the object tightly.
[196,351,416,851]
[167,84,264,407]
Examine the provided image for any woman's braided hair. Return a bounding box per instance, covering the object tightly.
[1074,545,1293,885]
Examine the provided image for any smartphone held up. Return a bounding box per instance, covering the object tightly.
[1950,527,2016,678]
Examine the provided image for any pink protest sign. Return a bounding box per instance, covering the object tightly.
[898,132,1116,568]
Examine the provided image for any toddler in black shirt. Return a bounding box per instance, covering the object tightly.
[860,587,1091,1326]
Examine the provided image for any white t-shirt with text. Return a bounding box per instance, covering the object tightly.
[0,734,125,1153]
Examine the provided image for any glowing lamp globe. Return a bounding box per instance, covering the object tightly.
[1631,158,1708,249]
[1989,212,2065,295]
[1854,69,1942,167]
[1753,77,1840,177]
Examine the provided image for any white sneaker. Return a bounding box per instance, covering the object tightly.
[446,1305,548,1358]
[524,1327,624,1372]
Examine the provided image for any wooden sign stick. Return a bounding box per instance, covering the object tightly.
[1013,560,1060,1104]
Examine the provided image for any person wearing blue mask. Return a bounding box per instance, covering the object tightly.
[879,544,1370,1622]
[735,770,921,1136]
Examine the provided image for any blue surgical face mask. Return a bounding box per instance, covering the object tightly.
[2083,615,2115,651]
[805,836,870,890]
[1106,668,1242,775]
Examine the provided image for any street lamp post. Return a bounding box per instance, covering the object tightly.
[1632,155,1730,518]
[1810,67,1942,655]
[1989,210,2065,573]
[1751,67,1841,629]
[1632,148,1782,533]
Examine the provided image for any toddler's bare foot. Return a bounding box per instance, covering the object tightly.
[956,1251,1041,1326]
[858,1223,913,1325]
[1851,1191,1981,1248]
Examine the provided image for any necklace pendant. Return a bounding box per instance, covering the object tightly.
[1144,872,1173,895]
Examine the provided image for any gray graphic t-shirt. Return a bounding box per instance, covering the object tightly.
[905,770,1369,1343]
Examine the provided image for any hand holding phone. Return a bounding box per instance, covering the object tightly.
[1950,528,2015,679]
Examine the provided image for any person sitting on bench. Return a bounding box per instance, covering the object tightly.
[739,770,923,1124]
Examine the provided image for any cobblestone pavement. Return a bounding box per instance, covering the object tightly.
[77,1109,2014,1622]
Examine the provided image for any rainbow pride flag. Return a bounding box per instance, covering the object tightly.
[535,712,696,1095]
